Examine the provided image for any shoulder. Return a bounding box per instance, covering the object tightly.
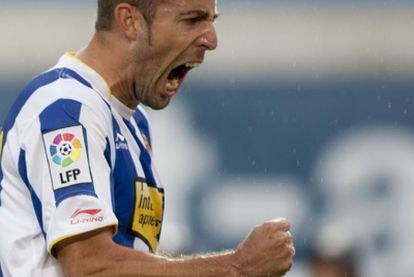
[4,68,111,141]
[30,67,109,119]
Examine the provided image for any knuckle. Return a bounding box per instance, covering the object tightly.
[279,231,290,241]
[252,224,264,233]
[262,222,278,233]
[260,222,269,229]
[281,220,291,230]
[269,231,286,246]
[274,217,287,223]
[276,218,290,228]
[288,245,296,257]
[280,244,295,258]
[263,221,275,228]
[271,218,291,231]
[285,233,293,244]
[258,221,270,230]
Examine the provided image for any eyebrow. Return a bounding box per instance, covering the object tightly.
[180,10,220,21]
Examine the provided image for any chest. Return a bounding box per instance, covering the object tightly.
[109,115,164,253]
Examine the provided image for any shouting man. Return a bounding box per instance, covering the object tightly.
[0,1,294,276]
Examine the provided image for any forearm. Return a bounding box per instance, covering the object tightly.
[58,229,240,277]
[96,245,239,277]
[59,220,295,277]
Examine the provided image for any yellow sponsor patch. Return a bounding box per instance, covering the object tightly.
[0,130,3,156]
[132,179,164,252]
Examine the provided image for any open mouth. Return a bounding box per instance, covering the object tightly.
[165,62,201,95]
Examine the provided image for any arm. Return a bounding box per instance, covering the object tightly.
[57,227,238,277]
[57,218,294,277]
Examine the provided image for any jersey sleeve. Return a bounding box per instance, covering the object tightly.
[21,98,118,258]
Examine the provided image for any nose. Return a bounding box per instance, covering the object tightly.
[196,23,218,51]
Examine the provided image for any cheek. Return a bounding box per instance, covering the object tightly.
[152,31,190,57]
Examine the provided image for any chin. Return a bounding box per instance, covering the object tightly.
[148,104,168,110]
[144,95,171,110]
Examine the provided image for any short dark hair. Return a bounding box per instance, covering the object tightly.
[95,0,161,31]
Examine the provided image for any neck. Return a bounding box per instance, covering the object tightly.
[76,32,139,109]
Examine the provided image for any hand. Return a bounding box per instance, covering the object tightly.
[232,218,295,276]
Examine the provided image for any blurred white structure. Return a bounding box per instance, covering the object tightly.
[314,126,414,277]
[1,4,414,81]
[147,103,218,253]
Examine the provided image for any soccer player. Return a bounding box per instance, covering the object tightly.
[0,1,294,276]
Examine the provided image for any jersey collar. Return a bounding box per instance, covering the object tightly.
[57,52,135,119]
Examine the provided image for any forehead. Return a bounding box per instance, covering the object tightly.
[161,0,217,14]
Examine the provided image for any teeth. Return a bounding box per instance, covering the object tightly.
[185,62,200,68]
[166,79,179,91]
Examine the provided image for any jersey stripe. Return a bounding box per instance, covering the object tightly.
[39,99,83,132]
[104,137,116,208]
[0,131,4,206]
[2,68,92,136]
[18,150,46,237]
[123,119,156,187]
[112,117,138,248]
[133,110,152,148]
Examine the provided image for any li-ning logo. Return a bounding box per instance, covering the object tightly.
[71,208,102,218]
[115,132,128,150]
[50,133,82,167]
[70,208,103,225]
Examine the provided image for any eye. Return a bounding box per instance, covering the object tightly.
[184,17,202,25]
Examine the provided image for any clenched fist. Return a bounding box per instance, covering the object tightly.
[232,218,295,276]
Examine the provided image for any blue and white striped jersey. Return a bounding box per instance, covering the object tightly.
[0,53,164,277]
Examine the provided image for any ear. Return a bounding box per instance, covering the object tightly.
[113,3,146,40]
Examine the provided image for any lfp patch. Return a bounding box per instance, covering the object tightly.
[43,126,92,190]
[49,132,82,167]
